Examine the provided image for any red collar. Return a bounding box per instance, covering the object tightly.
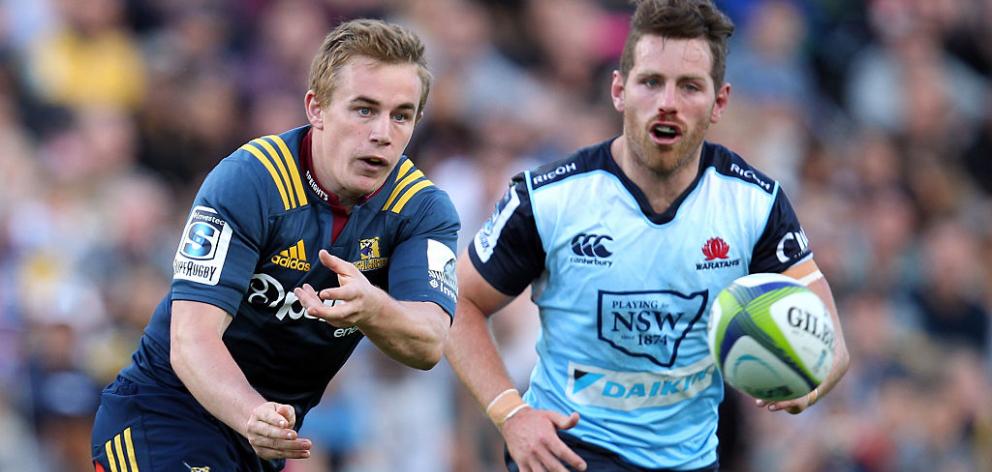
[300,128,383,212]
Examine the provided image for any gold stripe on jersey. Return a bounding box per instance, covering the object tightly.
[252,138,297,209]
[242,143,291,210]
[295,240,307,259]
[391,179,434,214]
[268,135,309,207]
[113,433,128,471]
[395,159,414,182]
[105,439,118,472]
[382,169,424,211]
[124,427,140,472]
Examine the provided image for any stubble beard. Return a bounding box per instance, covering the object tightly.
[625,113,711,179]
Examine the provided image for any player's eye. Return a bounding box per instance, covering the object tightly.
[643,77,660,88]
[392,112,412,122]
[356,107,373,116]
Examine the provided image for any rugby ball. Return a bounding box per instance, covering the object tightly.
[707,273,834,401]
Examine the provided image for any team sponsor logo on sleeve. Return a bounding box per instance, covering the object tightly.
[598,289,708,367]
[566,359,716,410]
[474,187,520,263]
[173,206,233,285]
[776,229,810,263]
[354,237,388,271]
[427,239,457,301]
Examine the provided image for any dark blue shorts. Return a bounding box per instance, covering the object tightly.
[91,375,283,472]
[504,433,718,472]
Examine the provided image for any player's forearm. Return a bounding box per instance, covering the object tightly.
[171,332,267,437]
[444,299,517,409]
[808,277,850,398]
[357,292,449,369]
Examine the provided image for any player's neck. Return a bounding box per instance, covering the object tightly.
[611,137,700,214]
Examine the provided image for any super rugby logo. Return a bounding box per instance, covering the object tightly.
[569,232,613,267]
[174,206,233,286]
[598,289,708,367]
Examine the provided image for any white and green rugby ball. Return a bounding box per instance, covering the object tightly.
[707,273,835,401]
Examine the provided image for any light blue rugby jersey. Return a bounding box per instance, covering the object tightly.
[468,139,812,470]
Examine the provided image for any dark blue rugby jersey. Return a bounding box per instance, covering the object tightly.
[122,125,460,416]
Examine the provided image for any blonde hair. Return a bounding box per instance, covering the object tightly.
[308,19,431,115]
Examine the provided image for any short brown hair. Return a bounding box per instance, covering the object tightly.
[619,0,735,88]
[308,19,431,115]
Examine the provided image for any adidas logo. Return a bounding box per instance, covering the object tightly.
[271,240,311,271]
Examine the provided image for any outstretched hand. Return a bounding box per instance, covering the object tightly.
[244,402,311,460]
[502,408,587,472]
[294,249,385,328]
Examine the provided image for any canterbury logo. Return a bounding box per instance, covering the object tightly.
[382,159,434,214]
[103,427,140,472]
[241,135,309,211]
[571,233,613,258]
[271,240,311,271]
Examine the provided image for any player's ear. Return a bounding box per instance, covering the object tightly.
[305,90,324,129]
[710,82,731,124]
[611,70,625,113]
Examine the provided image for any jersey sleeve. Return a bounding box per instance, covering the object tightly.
[170,159,270,315]
[466,174,546,296]
[386,190,461,317]
[749,188,813,274]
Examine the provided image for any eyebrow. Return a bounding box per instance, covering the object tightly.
[351,96,417,111]
[636,71,708,82]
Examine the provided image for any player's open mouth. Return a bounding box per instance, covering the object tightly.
[650,124,682,142]
[358,156,388,168]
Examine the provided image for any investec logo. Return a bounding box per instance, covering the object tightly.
[271,240,311,271]
[568,233,613,267]
[566,359,716,410]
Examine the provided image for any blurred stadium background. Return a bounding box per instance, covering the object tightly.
[0,0,990,470]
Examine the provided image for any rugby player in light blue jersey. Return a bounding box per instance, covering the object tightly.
[91,19,459,472]
[445,1,849,471]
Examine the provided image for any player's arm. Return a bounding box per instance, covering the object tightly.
[446,256,587,472]
[296,250,450,370]
[764,260,850,413]
[445,177,587,471]
[170,300,311,459]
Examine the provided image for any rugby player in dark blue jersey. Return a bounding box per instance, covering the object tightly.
[91,19,459,472]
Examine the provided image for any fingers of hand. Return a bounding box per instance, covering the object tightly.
[548,440,586,471]
[551,412,580,430]
[319,250,357,277]
[275,404,296,427]
[294,285,322,310]
[251,440,312,460]
[255,403,291,429]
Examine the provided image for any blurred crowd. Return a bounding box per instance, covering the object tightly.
[0,0,990,470]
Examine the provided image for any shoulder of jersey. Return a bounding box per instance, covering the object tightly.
[705,142,777,194]
[230,129,311,212]
[527,141,608,190]
[379,157,444,215]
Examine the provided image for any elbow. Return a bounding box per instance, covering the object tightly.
[409,341,445,370]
